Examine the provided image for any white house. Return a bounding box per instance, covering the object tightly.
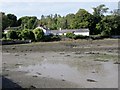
[36,26,51,35]
[51,29,89,36]
[4,26,21,34]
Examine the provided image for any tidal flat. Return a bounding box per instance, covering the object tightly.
[2,39,119,88]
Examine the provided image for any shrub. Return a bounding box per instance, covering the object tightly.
[2,32,6,39]
[66,32,75,39]
[101,30,110,38]
[51,35,61,41]
[16,30,22,40]
[21,29,35,41]
[33,28,44,41]
[73,35,88,39]
[42,35,51,42]
[90,35,104,40]
[43,35,61,42]
[6,30,18,39]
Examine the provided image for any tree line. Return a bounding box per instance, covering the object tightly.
[1,4,120,37]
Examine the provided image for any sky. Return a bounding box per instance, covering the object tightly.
[0,0,119,19]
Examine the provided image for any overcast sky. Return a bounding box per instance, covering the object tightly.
[0,0,119,19]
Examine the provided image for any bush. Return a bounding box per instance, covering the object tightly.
[73,35,88,39]
[90,35,104,40]
[2,32,6,39]
[33,28,44,41]
[6,30,18,39]
[43,35,61,42]
[51,35,61,41]
[16,30,22,40]
[101,30,110,38]
[66,32,75,39]
[42,35,51,42]
[21,29,35,41]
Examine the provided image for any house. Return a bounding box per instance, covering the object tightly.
[4,26,21,34]
[36,26,51,35]
[51,29,89,36]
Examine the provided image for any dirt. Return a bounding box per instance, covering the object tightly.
[2,39,119,88]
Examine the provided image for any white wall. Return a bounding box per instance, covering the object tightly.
[74,32,89,36]
[58,32,89,36]
[36,26,50,35]
[4,30,9,34]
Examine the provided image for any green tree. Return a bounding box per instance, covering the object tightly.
[92,4,109,17]
[6,30,18,39]
[72,9,93,29]
[66,14,75,29]
[21,29,35,40]
[7,14,17,27]
[33,28,44,41]
[1,12,10,30]
[18,16,37,29]
[66,32,75,39]
[91,4,109,35]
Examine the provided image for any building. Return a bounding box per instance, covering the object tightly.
[36,26,51,35]
[51,29,89,36]
[4,26,21,34]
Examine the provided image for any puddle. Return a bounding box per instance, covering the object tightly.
[14,61,118,87]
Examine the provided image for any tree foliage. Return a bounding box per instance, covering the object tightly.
[33,28,44,41]
[2,4,120,38]
[18,16,37,29]
[21,29,35,40]
[6,30,18,39]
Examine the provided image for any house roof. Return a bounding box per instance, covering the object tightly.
[4,26,21,31]
[51,29,89,33]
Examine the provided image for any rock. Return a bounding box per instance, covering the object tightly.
[32,75,38,77]
[114,62,120,64]
[60,52,65,54]
[36,72,42,75]
[30,85,37,88]
[74,52,81,54]
[87,79,97,82]
[15,63,23,66]
[108,50,112,52]
[65,55,70,57]
[15,54,19,56]
[62,79,65,81]
[12,47,15,49]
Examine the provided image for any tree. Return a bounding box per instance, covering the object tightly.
[72,9,93,29]
[95,15,120,36]
[18,16,37,29]
[66,14,75,29]
[33,28,44,41]
[92,4,109,17]
[91,4,109,35]
[1,12,10,30]
[6,30,18,39]
[7,14,17,27]
[21,29,35,40]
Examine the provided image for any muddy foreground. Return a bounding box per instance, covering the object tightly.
[2,39,119,88]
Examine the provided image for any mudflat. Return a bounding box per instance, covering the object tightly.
[2,39,119,88]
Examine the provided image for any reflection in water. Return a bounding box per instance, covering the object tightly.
[15,61,118,88]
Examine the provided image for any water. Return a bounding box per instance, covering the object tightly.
[15,61,118,88]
